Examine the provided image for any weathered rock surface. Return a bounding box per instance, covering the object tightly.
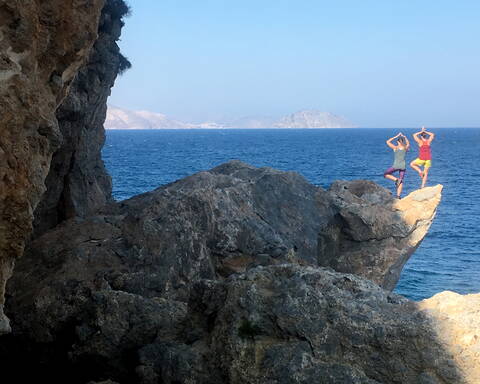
[33,0,131,237]
[0,0,106,334]
[1,161,449,382]
[320,181,443,290]
[419,291,480,383]
[157,265,464,384]
[4,260,469,383]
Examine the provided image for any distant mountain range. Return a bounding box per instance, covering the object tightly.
[105,106,356,129]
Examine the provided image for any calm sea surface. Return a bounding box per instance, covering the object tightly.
[103,128,480,301]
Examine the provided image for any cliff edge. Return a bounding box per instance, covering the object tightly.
[320,181,442,290]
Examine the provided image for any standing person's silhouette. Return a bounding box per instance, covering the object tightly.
[410,126,434,188]
[384,132,410,198]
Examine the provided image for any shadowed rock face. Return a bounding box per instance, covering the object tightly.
[0,0,106,334]
[160,265,463,384]
[32,0,131,237]
[319,181,443,290]
[2,161,455,383]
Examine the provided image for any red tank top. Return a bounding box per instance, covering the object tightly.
[419,143,431,160]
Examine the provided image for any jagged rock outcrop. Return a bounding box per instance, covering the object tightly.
[1,161,450,382]
[320,181,443,290]
[0,0,106,334]
[33,0,131,237]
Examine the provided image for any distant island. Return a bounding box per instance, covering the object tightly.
[105,106,356,129]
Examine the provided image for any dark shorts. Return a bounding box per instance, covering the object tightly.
[384,167,406,181]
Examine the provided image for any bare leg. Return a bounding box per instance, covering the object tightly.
[422,167,430,188]
[384,174,397,182]
[410,161,423,178]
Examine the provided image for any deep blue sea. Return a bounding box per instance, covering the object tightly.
[102,128,480,301]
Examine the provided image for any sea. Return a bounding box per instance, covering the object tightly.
[102,128,480,301]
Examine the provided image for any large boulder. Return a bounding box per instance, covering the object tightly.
[143,264,464,384]
[0,0,106,334]
[2,161,451,383]
[320,181,443,290]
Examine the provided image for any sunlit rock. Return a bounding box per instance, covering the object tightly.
[319,181,442,290]
[419,291,480,383]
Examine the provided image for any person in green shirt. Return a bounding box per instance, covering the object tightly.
[384,133,410,198]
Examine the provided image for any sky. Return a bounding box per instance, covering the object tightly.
[109,0,480,127]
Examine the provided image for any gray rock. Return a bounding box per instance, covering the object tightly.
[3,161,448,383]
[319,180,442,290]
[32,0,131,237]
[156,265,462,383]
[11,262,460,383]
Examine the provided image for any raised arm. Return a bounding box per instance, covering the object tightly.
[412,131,423,145]
[425,130,435,143]
[403,134,410,150]
[386,133,400,149]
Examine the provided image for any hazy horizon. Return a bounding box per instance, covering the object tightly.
[106,105,479,129]
[109,1,480,128]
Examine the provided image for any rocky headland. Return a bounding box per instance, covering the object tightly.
[0,1,479,383]
[105,107,355,129]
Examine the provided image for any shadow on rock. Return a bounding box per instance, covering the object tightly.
[0,161,466,384]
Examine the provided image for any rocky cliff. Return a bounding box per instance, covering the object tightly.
[32,0,131,237]
[1,2,479,384]
[0,0,106,334]
[320,181,442,290]
[2,161,458,383]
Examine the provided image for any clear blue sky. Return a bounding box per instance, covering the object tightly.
[109,0,480,127]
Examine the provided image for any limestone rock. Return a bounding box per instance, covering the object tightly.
[0,0,106,334]
[419,291,480,383]
[319,180,442,290]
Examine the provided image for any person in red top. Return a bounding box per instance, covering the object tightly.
[410,126,435,188]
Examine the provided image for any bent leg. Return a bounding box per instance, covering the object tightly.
[410,160,423,177]
[384,167,397,182]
